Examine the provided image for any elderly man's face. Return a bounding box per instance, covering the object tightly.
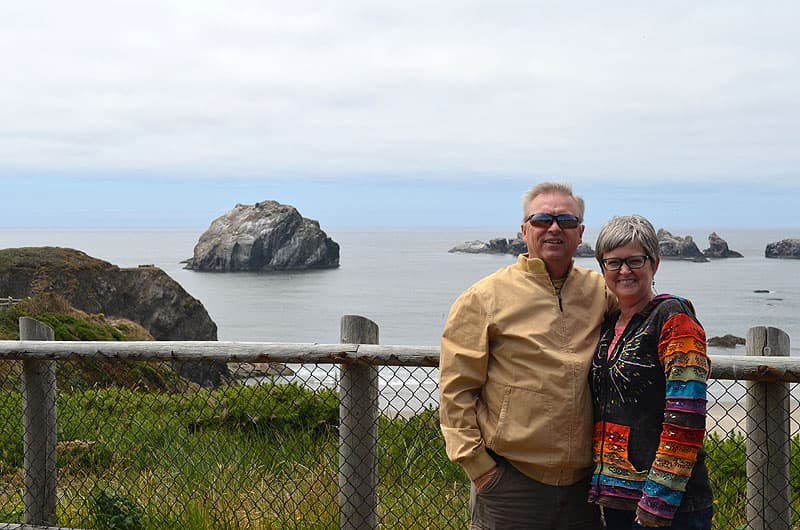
[521,193,584,276]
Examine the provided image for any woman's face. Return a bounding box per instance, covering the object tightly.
[601,242,659,305]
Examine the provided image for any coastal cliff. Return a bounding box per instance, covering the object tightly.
[0,247,226,386]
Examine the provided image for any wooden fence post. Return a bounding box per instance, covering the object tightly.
[338,315,379,530]
[746,326,791,530]
[19,317,58,526]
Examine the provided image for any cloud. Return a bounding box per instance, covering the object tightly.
[1,1,798,182]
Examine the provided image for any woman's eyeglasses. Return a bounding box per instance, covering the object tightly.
[601,255,650,271]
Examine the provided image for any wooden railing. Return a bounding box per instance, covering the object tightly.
[0,296,23,309]
[0,317,794,530]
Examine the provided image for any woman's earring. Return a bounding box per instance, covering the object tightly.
[652,279,657,293]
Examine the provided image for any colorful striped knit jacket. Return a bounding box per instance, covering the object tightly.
[588,294,713,526]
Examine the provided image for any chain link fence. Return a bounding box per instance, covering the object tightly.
[0,322,798,529]
[0,359,463,529]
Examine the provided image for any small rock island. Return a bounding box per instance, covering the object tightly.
[765,239,800,259]
[703,232,743,258]
[449,234,594,257]
[657,230,708,262]
[185,201,340,272]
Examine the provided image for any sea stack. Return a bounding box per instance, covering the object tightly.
[186,200,340,272]
[703,232,743,258]
[765,239,800,259]
[657,229,708,262]
[449,234,594,257]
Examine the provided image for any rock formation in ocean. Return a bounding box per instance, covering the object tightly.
[0,247,226,386]
[185,200,340,272]
[448,235,526,255]
[765,239,800,259]
[702,232,743,258]
[707,334,746,348]
[657,229,708,262]
[574,243,595,258]
[448,240,493,254]
[449,234,595,257]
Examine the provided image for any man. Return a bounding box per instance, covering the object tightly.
[439,182,616,529]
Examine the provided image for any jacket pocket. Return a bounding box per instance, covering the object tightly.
[596,421,649,479]
[488,386,553,459]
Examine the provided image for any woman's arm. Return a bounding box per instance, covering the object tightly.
[636,312,710,527]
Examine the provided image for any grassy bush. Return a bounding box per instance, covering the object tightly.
[0,295,188,393]
[0,293,136,341]
[0,381,463,529]
[705,432,747,529]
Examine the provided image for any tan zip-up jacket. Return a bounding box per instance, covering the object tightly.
[439,254,614,486]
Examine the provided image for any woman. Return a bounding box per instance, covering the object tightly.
[588,215,713,529]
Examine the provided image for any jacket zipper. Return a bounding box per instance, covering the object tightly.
[595,315,628,497]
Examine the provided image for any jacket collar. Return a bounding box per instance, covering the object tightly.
[516,254,574,278]
[609,293,695,326]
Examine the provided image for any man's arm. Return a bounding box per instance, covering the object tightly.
[439,287,497,482]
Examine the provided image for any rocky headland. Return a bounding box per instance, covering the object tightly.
[0,247,226,386]
[185,200,340,272]
[0,292,199,392]
[765,239,800,259]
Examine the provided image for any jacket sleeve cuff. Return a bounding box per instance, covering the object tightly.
[635,506,671,527]
[461,449,497,482]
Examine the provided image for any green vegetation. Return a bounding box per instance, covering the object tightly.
[0,294,186,393]
[705,432,747,529]
[0,293,146,341]
[704,431,800,529]
[0,382,471,529]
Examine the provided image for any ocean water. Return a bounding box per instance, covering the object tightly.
[2,227,798,409]
[1,227,797,353]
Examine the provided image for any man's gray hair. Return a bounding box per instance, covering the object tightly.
[595,215,660,267]
[521,182,585,222]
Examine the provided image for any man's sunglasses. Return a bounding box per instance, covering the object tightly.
[525,213,581,229]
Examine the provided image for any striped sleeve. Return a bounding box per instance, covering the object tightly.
[636,312,709,527]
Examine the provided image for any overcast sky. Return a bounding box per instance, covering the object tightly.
[3,1,799,229]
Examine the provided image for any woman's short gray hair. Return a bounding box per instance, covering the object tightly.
[521,182,585,221]
[595,215,660,267]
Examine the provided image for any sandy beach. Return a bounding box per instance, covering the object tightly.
[707,400,800,437]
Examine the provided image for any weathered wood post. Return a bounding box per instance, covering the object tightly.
[20,317,58,526]
[338,315,379,530]
[746,326,791,530]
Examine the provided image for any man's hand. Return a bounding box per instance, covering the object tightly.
[473,465,499,494]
